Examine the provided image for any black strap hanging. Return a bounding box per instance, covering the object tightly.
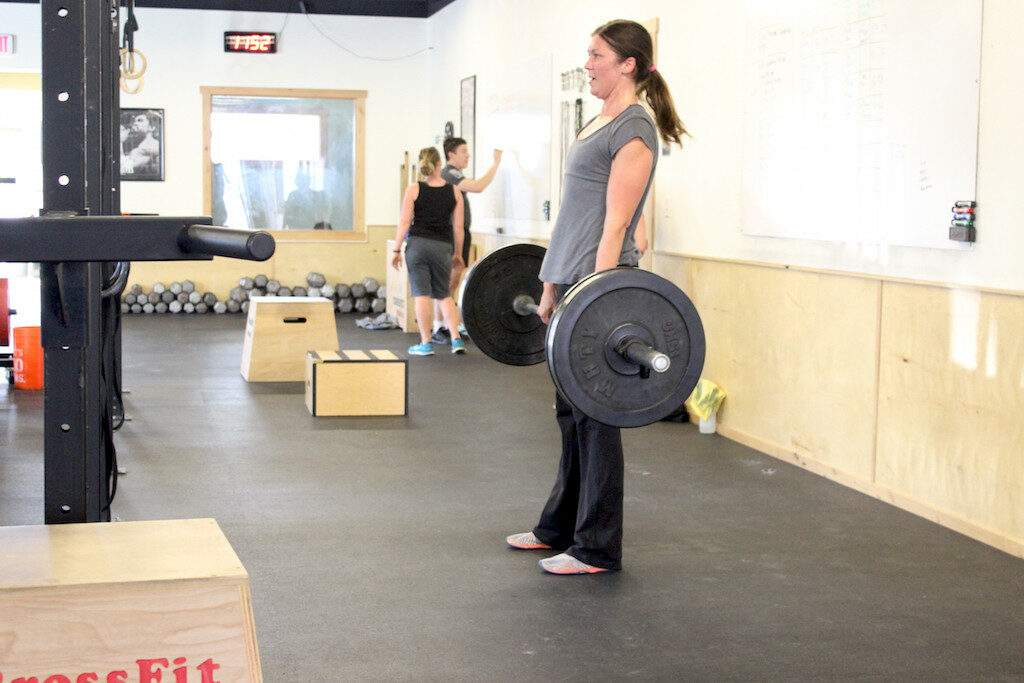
[121,0,138,54]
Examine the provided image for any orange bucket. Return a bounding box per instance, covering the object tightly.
[13,326,44,390]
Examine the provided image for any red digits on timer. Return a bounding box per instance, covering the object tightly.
[226,33,273,52]
[244,34,272,52]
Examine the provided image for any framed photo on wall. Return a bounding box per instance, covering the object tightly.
[460,75,475,178]
[120,108,164,181]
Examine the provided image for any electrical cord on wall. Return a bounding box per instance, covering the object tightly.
[299,0,433,61]
[277,0,295,36]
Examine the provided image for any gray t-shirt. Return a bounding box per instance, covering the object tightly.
[441,164,471,232]
[539,104,657,284]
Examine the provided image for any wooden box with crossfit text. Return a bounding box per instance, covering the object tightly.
[385,239,418,334]
[0,518,262,681]
[305,349,408,416]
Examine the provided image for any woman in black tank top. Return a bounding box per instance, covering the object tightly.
[392,147,467,356]
[409,181,457,242]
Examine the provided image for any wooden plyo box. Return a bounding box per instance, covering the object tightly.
[241,296,338,382]
[386,239,417,334]
[0,518,262,682]
[305,349,407,416]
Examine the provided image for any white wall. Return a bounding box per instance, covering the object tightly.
[427,0,1024,292]
[4,0,1023,290]
[0,2,434,225]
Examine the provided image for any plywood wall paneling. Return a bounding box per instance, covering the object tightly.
[654,254,1024,558]
[877,282,1024,547]
[659,257,880,482]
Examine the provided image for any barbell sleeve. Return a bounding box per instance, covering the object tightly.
[511,290,671,374]
[615,337,671,374]
[512,294,540,316]
[179,225,276,262]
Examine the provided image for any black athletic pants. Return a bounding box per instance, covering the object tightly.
[531,283,624,571]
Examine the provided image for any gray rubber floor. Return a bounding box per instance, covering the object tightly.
[2,314,1023,681]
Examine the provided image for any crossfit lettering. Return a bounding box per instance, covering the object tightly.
[0,657,221,683]
[172,658,186,683]
[137,659,169,683]
[136,658,220,683]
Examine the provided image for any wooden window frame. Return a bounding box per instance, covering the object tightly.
[201,85,367,243]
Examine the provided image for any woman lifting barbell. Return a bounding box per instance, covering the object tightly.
[505,19,688,575]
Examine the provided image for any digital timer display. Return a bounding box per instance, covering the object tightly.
[224,32,277,53]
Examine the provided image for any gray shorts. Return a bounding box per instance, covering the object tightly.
[405,236,453,299]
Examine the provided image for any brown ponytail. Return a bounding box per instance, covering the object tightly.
[593,19,688,147]
[418,147,441,177]
[639,69,687,147]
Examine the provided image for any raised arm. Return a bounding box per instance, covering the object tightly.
[457,149,503,193]
[451,185,465,267]
[595,138,653,272]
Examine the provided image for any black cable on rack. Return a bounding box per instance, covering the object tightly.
[101,261,128,432]
[99,261,130,509]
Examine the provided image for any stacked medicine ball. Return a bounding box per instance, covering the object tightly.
[121,273,387,316]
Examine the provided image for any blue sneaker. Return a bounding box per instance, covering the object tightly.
[451,338,466,355]
[408,342,434,356]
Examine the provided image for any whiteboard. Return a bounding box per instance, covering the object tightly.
[741,0,982,249]
[477,55,551,235]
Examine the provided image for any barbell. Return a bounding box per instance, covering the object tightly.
[458,244,706,428]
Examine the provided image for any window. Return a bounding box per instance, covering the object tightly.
[202,87,366,240]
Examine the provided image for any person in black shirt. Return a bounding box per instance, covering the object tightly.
[392,147,467,355]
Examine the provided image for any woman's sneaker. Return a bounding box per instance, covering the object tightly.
[408,342,434,356]
[451,339,466,354]
[505,532,551,550]
[538,553,611,575]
